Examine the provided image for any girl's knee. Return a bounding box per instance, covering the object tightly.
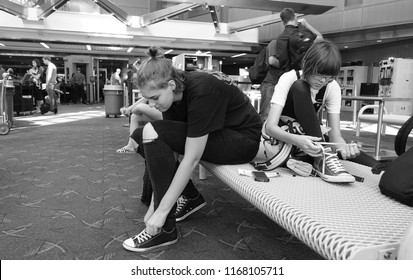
[142,123,158,143]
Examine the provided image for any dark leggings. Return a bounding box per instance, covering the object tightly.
[282,80,379,167]
[131,120,260,230]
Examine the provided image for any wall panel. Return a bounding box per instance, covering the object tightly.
[341,38,413,67]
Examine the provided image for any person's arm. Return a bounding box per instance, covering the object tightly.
[326,113,359,159]
[266,103,322,157]
[268,56,280,68]
[145,135,208,235]
[298,18,323,41]
[121,97,148,116]
[45,67,51,85]
[32,68,42,81]
[132,59,141,72]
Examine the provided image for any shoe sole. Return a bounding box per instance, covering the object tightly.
[175,202,206,222]
[316,171,355,183]
[122,238,178,252]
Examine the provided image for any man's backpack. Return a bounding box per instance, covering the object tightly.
[249,46,268,84]
[288,24,317,71]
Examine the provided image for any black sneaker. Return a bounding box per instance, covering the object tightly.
[123,227,178,252]
[313,147,355,183]
[175,194,206,222]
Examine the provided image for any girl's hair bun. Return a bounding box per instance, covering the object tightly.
[147,46,164,59]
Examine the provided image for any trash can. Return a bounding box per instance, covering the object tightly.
[4,83,14,124]
[103,85,124,117]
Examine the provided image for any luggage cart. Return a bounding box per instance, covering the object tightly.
[0,77,12,135]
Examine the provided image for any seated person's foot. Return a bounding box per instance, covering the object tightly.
[116,145,137,154]
[313,147,355,183]
[123,228,178,252]
[54,108,58,114]
[175,193,206,222]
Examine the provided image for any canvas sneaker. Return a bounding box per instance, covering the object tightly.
[123,227,178,252]
[313,147,355,183]
[175,194,206,222]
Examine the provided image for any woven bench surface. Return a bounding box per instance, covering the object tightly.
[201,151,413,260]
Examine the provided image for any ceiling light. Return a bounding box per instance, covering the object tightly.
[40,42,50,49]
[0,43,5,47]
[344,45,349,49]
[86,45,92,51]
[231,53,247,58]
[377,39,382,43]
[127,47,134,53]
[89,33,133,39]
[108,46,122,51]
[164,49,174,55]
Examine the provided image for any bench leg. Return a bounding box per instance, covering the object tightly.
[381,123,386,136]
[199,165,207,180]
[398,220,413,260]
[356,120,361,137]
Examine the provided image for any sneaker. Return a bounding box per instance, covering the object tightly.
[313,147,355,183]
[123,227,178,252]
[175,194,206,222]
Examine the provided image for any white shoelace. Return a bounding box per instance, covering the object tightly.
[132,229,152,244]
[176,195,188,213]
[321,147,346,174]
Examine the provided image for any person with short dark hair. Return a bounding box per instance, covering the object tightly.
[276,8,323,73]
[265,40,378,183]
[70,67,86,104]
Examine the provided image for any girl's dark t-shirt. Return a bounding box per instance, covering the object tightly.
[162,71,262,141]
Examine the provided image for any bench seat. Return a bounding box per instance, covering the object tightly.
[200,147,413,260]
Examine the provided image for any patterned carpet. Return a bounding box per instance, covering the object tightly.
[0,104,324,260]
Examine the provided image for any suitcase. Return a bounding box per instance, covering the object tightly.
[40,102,50,114]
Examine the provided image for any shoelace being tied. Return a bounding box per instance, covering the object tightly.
[176,195,189,213]
[132,229,152,243]
[321,146,346,175]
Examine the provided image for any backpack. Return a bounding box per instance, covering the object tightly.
[251,116,306,171]
[249,45,268,84]
[379,146,413,207]
[288,23,317,71]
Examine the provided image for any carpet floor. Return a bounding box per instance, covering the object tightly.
[0,104,322,260]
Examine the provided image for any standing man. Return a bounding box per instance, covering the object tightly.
[42,56,58,114]
[110,68,122,85]
[70,67,86,104]
[276,8,323,73]
[259,39,282,122]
